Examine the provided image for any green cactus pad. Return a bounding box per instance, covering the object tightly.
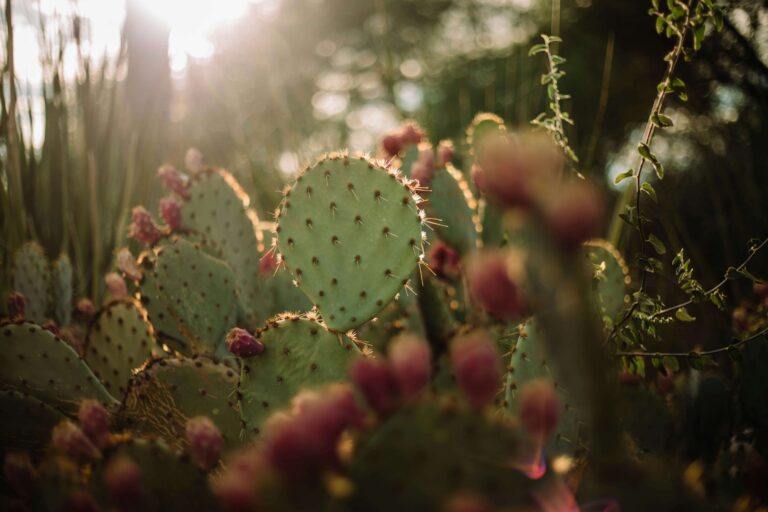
[504,320,586,456]
[466,112,506,157]
[583,239,630,325]
[0,322,117,413]
[84,300,159,397]
[0,386,66,453]
[427,164,481,256]
[93,437,217,511]
[122,355,243,452]
[239,313,362,434]
[260,226,313,316]
[357,290,425,353]
[181,169,269,328]
[397,143,422,178]
[349,399,548,512]
[11,242,51,323]
[276,153,425,331]
[137,251,188,352]
[51,254,73,326]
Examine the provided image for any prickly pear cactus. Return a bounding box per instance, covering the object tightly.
[139,236,239,355]
[467,113,507,247]
[238,313,362,434]
[181,169,270,328]
[84,300,158,397]
[11,242,51,323]
[260,227,313,316]
[584,239,630,326]
[505,320,587,457]
[276,153,425,331]
[427,164,481,256]
[92,437,217,511]
[0,386,66,453]
[0,322,117,413]
[466,112,506,157]
[51,254,73,326]
[122,355,243,451]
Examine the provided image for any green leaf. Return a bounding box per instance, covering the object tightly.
[638,143,653,160]
[671,77,685,89]
[655,16,666,34]
[652,113,674,127]
[614,169,634,185]
[648,233,666,255]
[641,182,658,203]
[652,160,665,180]
[663,356,680,372]
[529,44,547,56]
[678,91,688,102]
[675,307,696,322]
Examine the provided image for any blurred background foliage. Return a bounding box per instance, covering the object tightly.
[0,0,766,332]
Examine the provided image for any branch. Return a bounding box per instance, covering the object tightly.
[615,324,768,359]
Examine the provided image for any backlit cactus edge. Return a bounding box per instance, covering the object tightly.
[2,112,715,512]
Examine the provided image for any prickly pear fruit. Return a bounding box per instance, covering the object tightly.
[78,400,110,448]
[519,379,561,441]
[105,272,129,301]
[225,328,265,357]
[158,164,190,199]
[76,298,95,320]
[542,181,605,251]
[128,206,163,246]
[388,334,431,401]
[467,251,528,320]
[104,455,144,508]
[3,451,36,498]
[159,196,183,231]
[349,357,399,416]
[450,331,503,410]
[7,291,25,320]
[185,416,223,471]
[116,248,142,281]
[51,420,101,460]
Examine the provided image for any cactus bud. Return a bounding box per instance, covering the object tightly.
[128,206,163,246]
[78,400,110,448]
[104,455,144,508]
[3,452,36,498]
[185,416,223,471]
[158,164,190,198]
[467,251,528,320]
[43,320,61,336]
[259,251,278,278]
[436,140,455,167]
[349,357,399,416]
[291,385,363,446]
[185,147,204,174]
[518,379,560,441]
[412,146,436,186]
[400,121,425,145]
[75,298,95,321]
[381,132,404,158]
[105,272,129,301]
[62,491,100,512]
[214,471,259,512]
[159,196,183,231]
[7,291,25,320]
[116,248,142,282]
[542,181,604,251]
[388,335,431,401]
[450,332,502,410]
[428,241,461,280]
[51,421,101,460]
[263,413,322,477]
[226,328,265,357]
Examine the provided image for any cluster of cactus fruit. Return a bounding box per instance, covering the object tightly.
[4,110,723,512]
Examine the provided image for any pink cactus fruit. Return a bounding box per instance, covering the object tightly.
[400,121,426,145]
[467,251,528,320]
[158,196,183,231]
[157,164,190,198]
[388,334,432,401]
[75,298,95,320]
[3,452,36,498]
[518,379,561,441]
[349,356,400,416]
[428,241,461,280]
[259,251,278,278]
[104,455,144,508]
[449,331,503,410]
[214,470,260,512]
[105,272,129,301]
[436,140,455,167]
[116,248,142,281]
[7,291,25,320]
[185,416,224,471]
[411,145,436,186]
[542,180,605,251]
[381,132,404,158]
[128,206,163,246]
[78,400,111,448]
[51,420,101,460]
[42,320,61,337]
[226,328,265,357]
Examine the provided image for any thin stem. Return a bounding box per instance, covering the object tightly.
[615,324,768,359]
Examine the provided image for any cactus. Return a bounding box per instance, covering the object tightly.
[505,320,587,457]
[238,313,362,434]
[180,168,270,328]
[275,153,425,331]
[0,322,117,414]
[584,239,631,328]
[259,227,313,316]
[0,387,66,453]
[51,254,73,326]
[11,242,51,323]
[122,355,243,452]
[84,300,159,397]
[425,164,481,256]
[138,236,239,355]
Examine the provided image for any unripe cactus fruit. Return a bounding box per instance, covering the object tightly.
[542,181,605,250]
[7,291,25,320]
[105,272,129,301]
[518,379,561,441]
[292,384,363,445]
[349,357,399,416]
[104,455,144,508]
[428,241,461,280]
[436,140,455,167]
[116,248,142,281]
[3,451,36,498]
[78,400,110,448]
[226,327,265,357]
[185,416,224,471]
[449,331,503,410]
[467,251,528,320]
[159,196,183,231]
[128,206,163,246]
[388,334,431,401]
[158,164,190,198]
[51,420,101,460]
[76,298,96,319]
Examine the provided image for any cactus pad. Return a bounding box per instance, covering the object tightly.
[239,313,362,434]
[122,356,243,451]
[181,169,269,328]
[84,300,158,397]
[466,112,506,157]
[11,242,51,323]
[0,386,66,453]
[276,153,425,331]
[426,164,481,256]
[51,254,73,326]
[0,322,117,413]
